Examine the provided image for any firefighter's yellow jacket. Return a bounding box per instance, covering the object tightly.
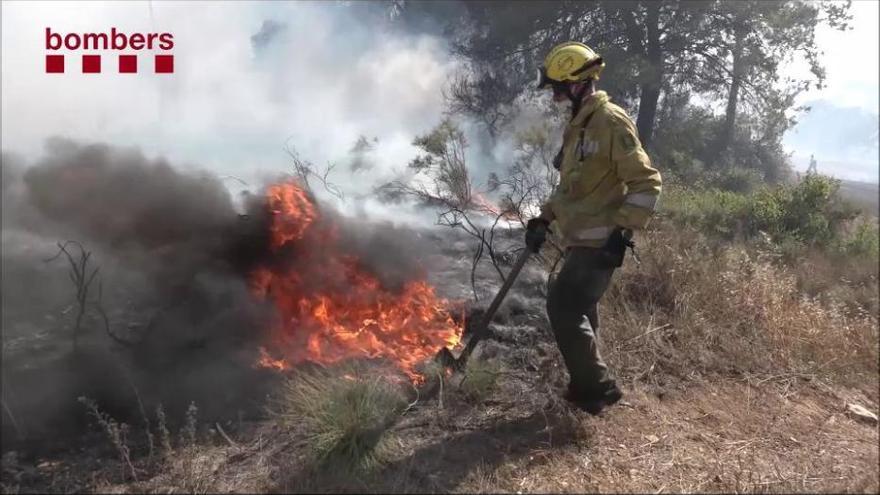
[541,91,662,248]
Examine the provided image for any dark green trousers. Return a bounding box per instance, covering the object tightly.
[546,247,617,396]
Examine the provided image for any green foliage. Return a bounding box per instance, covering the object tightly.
[273,366,406,472]
[652,94,793,186]
[663,174,860,251]
[406,1,849,151]
[759,174,855,246]
[708,167,766,194]
[412,119,466,161]
[408,118,472,208]
[662,187,751,240]
[836,217,880,258]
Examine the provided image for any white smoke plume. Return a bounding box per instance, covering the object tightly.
[1,2,462,212]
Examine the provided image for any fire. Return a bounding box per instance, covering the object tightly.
[266,182,317,249]
[257,346,290,371]
[471,192,518,221]
[251,180,463,381]
[471,192,501,216]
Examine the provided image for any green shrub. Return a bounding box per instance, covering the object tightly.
[836,217,880,258]
[749,186,785,235]
[708,167,765,194]
[661,187,750,240]
[663,174,859,251]
[768,174,857,247]
[779,174,838,244]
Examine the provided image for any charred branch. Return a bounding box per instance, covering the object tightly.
[44,241,100,351]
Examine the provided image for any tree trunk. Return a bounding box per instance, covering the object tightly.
[636,1,663,149]
[718,24,745,159]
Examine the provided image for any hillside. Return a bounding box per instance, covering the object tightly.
[2,213,877,494]
[839,179,880,216]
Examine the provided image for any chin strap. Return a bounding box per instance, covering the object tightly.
[551,83,591,171]
[568,87,582,118]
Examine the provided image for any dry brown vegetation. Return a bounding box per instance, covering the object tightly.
[3,208,876,493]
[603,222,878,393]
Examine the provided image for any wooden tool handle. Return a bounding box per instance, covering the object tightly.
[458,248,531,364]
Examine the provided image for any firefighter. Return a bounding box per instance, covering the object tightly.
[526,41,662,415]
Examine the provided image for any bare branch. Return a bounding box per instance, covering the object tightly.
[45,241,100,350]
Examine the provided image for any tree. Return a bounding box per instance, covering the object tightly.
[376,119,514,300]
[703,1,852,159]
[396,0,850,159]
[397,0,716,147]
[394,1,615,137]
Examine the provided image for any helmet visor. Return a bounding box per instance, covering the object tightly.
[535,67,551,89]
[536,66,572,96]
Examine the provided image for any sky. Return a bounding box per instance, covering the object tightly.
[782,0,879,183]
[2,0,878,212]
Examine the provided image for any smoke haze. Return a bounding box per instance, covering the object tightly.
[0,136,449,450]
[1,2,465,209]
[0,1,514,449]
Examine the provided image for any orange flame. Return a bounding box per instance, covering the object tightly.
[471,192,518,220]
[257,346,290,371]
[266,182,317,249]
[251,180,463,382]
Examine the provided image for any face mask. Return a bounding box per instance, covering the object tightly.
[551,81,570,99]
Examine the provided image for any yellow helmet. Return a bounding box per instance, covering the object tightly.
[536,42,605,89]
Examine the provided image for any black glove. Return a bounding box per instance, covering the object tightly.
[602,227,634,267]
[525,218,550,253]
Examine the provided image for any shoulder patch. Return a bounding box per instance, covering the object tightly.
[601,103,635,125]
[618,132,637,152]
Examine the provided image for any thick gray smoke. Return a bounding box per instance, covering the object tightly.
[0,1,507,453]
[2,140,271,450]
[22,138,239,281]
[1,139,437,452]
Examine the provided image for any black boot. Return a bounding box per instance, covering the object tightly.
[564,381,623,415]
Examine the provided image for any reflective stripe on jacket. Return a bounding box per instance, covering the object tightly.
[542,91,662,248]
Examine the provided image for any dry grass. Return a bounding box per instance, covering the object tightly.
[450,379,878,494]
[5,216,877,494]
[790,247,879,318]
[271,363,408,473]
[458,358,501,403]
[601,222,879,396]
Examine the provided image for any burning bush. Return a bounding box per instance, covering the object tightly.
[249,180,463,381]
[2,140,469,452]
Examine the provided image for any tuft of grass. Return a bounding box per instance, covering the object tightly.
[272,365,407,472]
